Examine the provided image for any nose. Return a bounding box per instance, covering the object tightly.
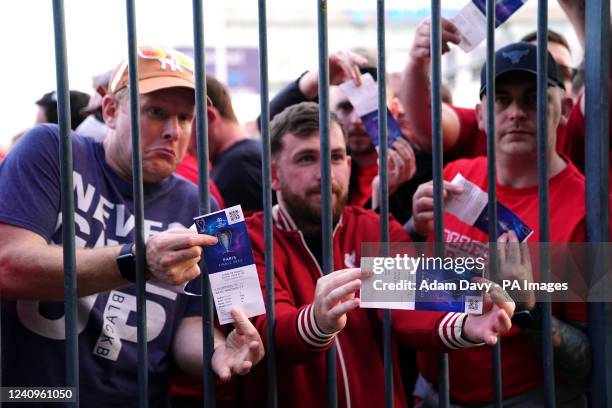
[506,99,528,121]
[162,116,181,141]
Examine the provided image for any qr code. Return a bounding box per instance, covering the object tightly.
[464,296,483,314]
[227,207,242,223]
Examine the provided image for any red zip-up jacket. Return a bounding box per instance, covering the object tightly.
[243,204,480,408]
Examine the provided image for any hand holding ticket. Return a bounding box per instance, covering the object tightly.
[338,73,404,149]
[194,205,265,325]
[452,0,529,52]
[445,173,533,241]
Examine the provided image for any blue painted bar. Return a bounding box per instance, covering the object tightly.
[51,0,79,405]
[125,1,148,407]
[535,2,556,406]
[375,1,393,407]
[316,1,338,407]
[257,0,278,406]
[190,1,216,406]
[584,0,611,406]
[484,1,502,406]
[124,1,148,407]
[429,1,449,406]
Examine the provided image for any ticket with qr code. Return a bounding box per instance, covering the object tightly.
[194,205,265,324]
[338,73,404,149]
[360,253,484,314]
[452,0,529,52]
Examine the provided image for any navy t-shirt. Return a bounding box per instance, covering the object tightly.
[0,125,216,407]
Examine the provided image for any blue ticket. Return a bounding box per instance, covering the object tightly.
[194,205,265,324]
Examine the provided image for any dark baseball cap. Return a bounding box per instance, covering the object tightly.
[479,42,565,97]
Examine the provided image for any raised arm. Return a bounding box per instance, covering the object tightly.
[400,17,463,153]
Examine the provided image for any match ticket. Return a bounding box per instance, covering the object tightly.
[194,205,265,325]
[360,254,484,314]
[452,0,529,52]
[338,73,404,149]
[446,173,533,242]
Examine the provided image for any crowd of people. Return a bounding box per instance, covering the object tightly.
[0,0,608,406]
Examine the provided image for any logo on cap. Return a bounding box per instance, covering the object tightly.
[138,47,194,73]
[502,49,530,64]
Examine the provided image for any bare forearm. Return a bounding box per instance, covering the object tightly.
[0,241,127,301]
[558,0,586,50]
[522,317,591,386]
[401,59,434,153]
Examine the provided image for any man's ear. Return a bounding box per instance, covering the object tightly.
[558,95,573,126]
[475,102,485,132]
[271,160,281,191]
[102,95,119,129]
[346,155,352,177]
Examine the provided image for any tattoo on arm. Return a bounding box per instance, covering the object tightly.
[522,317,591,387]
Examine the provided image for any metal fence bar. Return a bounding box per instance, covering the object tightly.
[584,0,611,406]
[429,1,449,407]
[535,2,556,406]
[190,1,215,406]
[124,1,149,407]
[484,1,502,406]
[316,1,338,407]
[51,0,79,405]
[375,1,393,407]
[257,1,278,407]
[123,1,149,407]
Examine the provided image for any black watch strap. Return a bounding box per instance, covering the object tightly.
[116,243,137,282]
[512,303,542,328]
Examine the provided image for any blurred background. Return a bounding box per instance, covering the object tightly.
[0,0,578,151]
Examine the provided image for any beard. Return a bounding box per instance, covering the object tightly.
[280,182,348,233]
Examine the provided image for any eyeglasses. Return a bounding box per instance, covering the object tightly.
[557,64,581,83]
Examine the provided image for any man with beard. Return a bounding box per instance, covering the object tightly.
[242,102,516,407]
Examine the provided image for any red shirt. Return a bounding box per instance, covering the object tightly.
[175,153,225,209]
[349,161,379,207]
[420,157,588,405]
[243,205,474,408]
[448,105,570,162]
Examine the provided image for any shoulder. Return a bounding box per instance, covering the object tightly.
[224,139,262,160]
[443,157,486,179]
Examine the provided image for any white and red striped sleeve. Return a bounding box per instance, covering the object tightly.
[436,312,485,349]
[297,304,337,348]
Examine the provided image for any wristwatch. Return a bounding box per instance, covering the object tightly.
[512,303,542,328]
[116,243,137,282]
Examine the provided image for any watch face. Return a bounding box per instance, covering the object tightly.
[512,310,534,327]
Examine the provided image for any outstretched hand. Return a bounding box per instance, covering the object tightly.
[462,278,515,345]
[212,308,265,383]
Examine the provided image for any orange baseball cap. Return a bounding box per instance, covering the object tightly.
[108,46,195,94]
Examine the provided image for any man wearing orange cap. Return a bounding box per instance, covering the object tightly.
[0,46,263,406]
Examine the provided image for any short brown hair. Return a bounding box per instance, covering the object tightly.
[206,75,238,123]
[520,30,570,52]
[270,102,346,157]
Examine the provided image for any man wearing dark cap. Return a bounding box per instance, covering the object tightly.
[409,42,590,407]
[0,46,263,406]
[35,89,91,131]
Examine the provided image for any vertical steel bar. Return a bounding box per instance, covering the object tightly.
[191,1,215,406]
[430,1,449,406]
[124,1,148,407]
[125,1,148,406]
[257,1,278,407]
[375,1,393,407]
[484,1,502,406]
[52,0,79,404]
[316,1,338,407]
[584,0,610,406]
[536,2,555,406]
